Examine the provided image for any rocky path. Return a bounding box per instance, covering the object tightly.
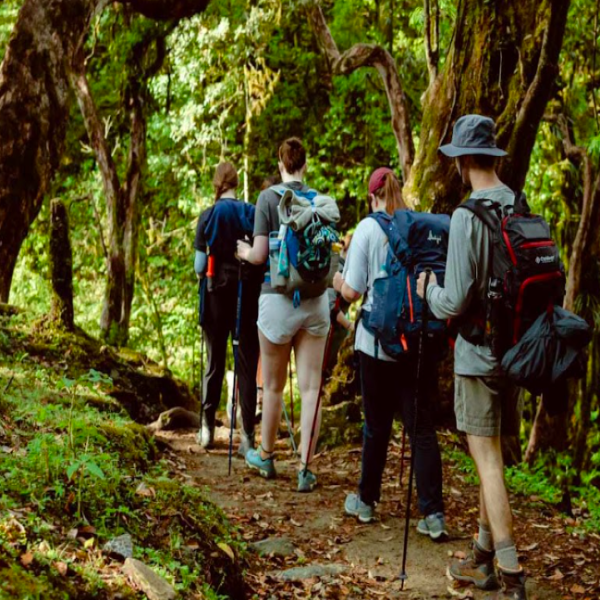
[158,427,599,600]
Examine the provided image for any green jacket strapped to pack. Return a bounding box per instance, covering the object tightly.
[268,185,340,307]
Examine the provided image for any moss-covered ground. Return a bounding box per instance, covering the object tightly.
[0,311,245,600]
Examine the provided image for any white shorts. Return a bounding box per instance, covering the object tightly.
[258,293,330,345]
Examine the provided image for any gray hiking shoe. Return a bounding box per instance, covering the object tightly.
[196,415,214,449]
[449,537,499,590]
[344,493,375,523]
[417,512,449,542]
[297,469,317,493]
[245,448,276,479]
[237,430,255,458]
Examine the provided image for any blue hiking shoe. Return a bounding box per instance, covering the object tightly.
[297,469,317,493]
[417,512,449,542]
[245,448,276,479]
[344,493,375,523]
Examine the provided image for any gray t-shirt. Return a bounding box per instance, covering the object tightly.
[254,181,311,294]
[342,213,395,362]
[427,184,516,377]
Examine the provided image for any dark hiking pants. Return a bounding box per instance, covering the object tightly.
[357,351,444,516]
[200,280,260,435]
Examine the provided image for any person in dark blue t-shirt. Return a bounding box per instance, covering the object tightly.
[195,162,261,456]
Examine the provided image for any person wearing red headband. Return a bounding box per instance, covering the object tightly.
[333,168,446,538]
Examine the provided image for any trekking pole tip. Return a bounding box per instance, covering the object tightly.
[399,571,408,590]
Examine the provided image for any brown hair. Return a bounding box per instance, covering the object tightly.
[469,154,498,170]
[374,172,406,215]
[213,162,238,201]
[261,174,280,191]
[278,137,306,174]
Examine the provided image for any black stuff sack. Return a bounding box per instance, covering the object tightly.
[501,305,592,401]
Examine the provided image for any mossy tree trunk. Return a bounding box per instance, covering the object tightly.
[0,0,209,304]
[70,23,170,346]
[404,0,570,212]
[49,199,75,330]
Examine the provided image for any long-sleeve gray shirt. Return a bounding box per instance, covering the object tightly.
[426,185,515,377]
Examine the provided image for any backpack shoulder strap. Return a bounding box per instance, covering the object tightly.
[458,198,503,231]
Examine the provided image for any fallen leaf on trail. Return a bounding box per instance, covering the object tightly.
[67,528,78,540]
[55,561,68,576]
[447,585,474,598]
[570,584,586,594]
[135,482,156,498]
[290,519,302,527]
[20,552,34,567]
[454,551,467,560]
[218,542,235,560]
[380,523,391,530]
[522,543,538,552]
[547,568,564,581]
[84,538,95,549]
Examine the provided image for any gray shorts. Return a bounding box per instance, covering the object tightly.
[257,293,330,345]
[455,375,522,437]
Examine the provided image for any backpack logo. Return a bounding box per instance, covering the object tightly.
[427,230,442,245]
[535,255,556,264]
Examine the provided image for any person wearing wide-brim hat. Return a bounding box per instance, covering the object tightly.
[416,115,529,600]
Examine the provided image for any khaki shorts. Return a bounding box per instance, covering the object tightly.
[455,375,522,437]
[257,293,330,345]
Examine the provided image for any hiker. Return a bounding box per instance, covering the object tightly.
[195,162,262,457]
[417,115,527,598]
[333,167,447,538]
[325,234,354,377]
[236,137,339,492]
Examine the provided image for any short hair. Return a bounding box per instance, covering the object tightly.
[278,137,306,174]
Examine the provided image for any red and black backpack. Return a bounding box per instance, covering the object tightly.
[456,191,565,358]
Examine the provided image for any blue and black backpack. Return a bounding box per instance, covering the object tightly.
[362,210,450,360]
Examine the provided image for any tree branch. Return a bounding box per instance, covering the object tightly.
[424,0,439,85]
[304,0,414,180]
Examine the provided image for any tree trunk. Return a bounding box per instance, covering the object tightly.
[49,199,75,330]
[0,0,100,303]
[0,0,209,303]
[405,0,570,212]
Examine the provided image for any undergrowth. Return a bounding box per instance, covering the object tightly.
[0,317,244,600]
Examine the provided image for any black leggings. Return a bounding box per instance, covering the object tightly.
[200,281,260,435]
[358,351,444,515]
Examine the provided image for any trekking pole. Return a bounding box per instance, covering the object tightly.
[303,323,335,477]
[289,356,295,430]
[399,268,432,589]
[227,263,244,476]
[398,426,408,489]
[198,278,206,438]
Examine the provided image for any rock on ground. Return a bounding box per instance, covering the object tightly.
[270,563,348,581]
[251,536,296,557]
[123,558,176,600]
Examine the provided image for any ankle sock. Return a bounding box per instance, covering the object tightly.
[477,521,493,552]
[495,539,519,571]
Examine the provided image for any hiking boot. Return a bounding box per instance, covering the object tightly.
[417,512,449,542]
[449,538,499,590]
[245,448,276,479]
[297,469,317,493]
[237,430,255,458]
[344,493,375,523]
[484,567,527,600]
[196,415,214,449]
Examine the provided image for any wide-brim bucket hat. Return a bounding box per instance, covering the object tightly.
[439,114,507,158]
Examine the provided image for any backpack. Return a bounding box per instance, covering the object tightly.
[362,210,450,360]
[457,192,565,358]
[268,185,340,306]
[203,199,262,289]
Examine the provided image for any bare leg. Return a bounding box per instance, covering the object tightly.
[467,434,514,546]
[293,329,327,467]
[258,330,290,456]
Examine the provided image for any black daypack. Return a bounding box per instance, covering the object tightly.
[457,192,565,358]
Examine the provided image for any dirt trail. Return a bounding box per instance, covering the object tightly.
[155,426,589,600]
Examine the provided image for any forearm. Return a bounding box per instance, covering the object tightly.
[426,282,472,319]
[341,282,361,304]
[194,250,207,275]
